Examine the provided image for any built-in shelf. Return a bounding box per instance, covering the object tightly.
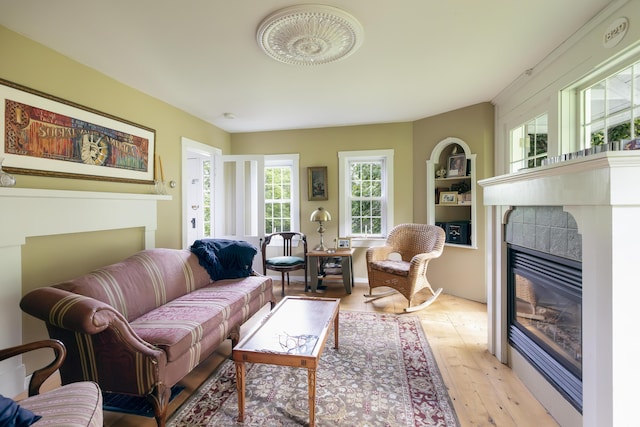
[427,137,477,249]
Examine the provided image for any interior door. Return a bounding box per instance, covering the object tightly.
[217,155,265,272]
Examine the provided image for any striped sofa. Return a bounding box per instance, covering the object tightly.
[20,248,274,427]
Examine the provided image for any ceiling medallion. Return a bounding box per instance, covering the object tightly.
[257,5,364,66]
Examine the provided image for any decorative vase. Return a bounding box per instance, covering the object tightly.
[0,157,16,187]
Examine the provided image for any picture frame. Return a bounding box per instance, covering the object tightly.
[435,187,448,204]
[447,153,467,177]
[308,166,328,201]
[1,78,156,184]
[439,191,459,205]
[337,237,351,249]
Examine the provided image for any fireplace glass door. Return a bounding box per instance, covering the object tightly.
[508,244,582,411]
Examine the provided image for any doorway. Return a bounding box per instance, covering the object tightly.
[181,137,219,249]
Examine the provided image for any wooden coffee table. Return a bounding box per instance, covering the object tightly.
[232,296,340,426]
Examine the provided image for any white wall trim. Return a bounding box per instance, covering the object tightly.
[0,187,169,397]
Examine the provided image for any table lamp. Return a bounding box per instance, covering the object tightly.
[310,207,331,251]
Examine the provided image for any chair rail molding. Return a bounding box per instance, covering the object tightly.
[0,188,170,397]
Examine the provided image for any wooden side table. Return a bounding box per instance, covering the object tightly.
[306,248,355,294]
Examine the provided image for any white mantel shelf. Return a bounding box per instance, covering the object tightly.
[0,187,172,200]
[478,150,640,427]
[0,187,170,397]
[479,150,640,207]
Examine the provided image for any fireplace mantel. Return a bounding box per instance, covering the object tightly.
[0,187,170,397]
[479,151,640,427]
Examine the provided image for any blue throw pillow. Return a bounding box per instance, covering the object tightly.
[0,394,42,427]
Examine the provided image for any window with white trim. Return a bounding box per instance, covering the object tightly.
[509,113,548,173]
[338,150,394,239]
[580,59,640,148]
[264,155,299,234]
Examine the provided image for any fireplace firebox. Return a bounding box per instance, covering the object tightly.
[507,244,582,412]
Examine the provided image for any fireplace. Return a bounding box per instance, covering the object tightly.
[479,151,640,426]
[508,244,582,411]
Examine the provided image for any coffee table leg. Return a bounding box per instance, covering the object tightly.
[235,361,246,422]
[308,368,316,427]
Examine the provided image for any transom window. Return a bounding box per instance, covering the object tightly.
[338,149,394,240]
[581,60,640,148]
[509,113,548,173]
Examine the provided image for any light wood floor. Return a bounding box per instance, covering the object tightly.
[96,279,558,426]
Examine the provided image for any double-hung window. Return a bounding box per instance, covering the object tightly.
[338,150,394,242]
[264,154,299,234]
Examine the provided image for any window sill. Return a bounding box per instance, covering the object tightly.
[350,238,386,248]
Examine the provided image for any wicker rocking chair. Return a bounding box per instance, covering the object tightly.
[365,223,446,312]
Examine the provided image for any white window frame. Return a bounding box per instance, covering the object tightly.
[509,113,549,173]
[264,154,300,234]
[338,149,394,247]
[577,57,640,149]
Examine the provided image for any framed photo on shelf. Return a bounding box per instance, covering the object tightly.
[308,166,328,201]
[337,237,351,249]
[439,191,459,205]
[447,153,466,177]
[435,187,448,204]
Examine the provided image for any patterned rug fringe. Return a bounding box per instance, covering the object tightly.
[168,310,460,426]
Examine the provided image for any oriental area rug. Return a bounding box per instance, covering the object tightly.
[168,311,459,426]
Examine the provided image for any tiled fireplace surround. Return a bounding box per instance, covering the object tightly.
[480,151,640,427]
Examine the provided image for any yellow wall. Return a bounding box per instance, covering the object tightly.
[231,123,414,280]
[1,26,230,355]
[0,26,231,251]
[1,25,494,361]
[413,103,494,301]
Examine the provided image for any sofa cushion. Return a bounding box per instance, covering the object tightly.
[131,275,270,362]
[53,249,211,322]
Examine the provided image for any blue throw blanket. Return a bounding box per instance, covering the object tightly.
[190,239,257,281]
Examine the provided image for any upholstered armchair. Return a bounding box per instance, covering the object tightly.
[365,223,446,312]
[261,232,308,297]
[0,339,103,427]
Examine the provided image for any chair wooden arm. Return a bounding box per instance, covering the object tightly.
[0,339,66,397]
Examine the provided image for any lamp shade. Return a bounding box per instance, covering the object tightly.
[310,207,331,222]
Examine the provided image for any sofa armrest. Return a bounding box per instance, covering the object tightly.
[20,287,163,359]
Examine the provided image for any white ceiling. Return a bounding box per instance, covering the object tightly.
[0,0,614,133]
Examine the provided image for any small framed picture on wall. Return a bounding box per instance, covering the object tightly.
[308,166,328,201]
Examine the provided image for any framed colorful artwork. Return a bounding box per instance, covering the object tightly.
[1,78,156,183]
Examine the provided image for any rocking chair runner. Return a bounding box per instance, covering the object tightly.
[365,223,446,312]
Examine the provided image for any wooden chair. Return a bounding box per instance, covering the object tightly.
[261,232,308,297]
[0,339,103,426]
[365,223,445,312]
